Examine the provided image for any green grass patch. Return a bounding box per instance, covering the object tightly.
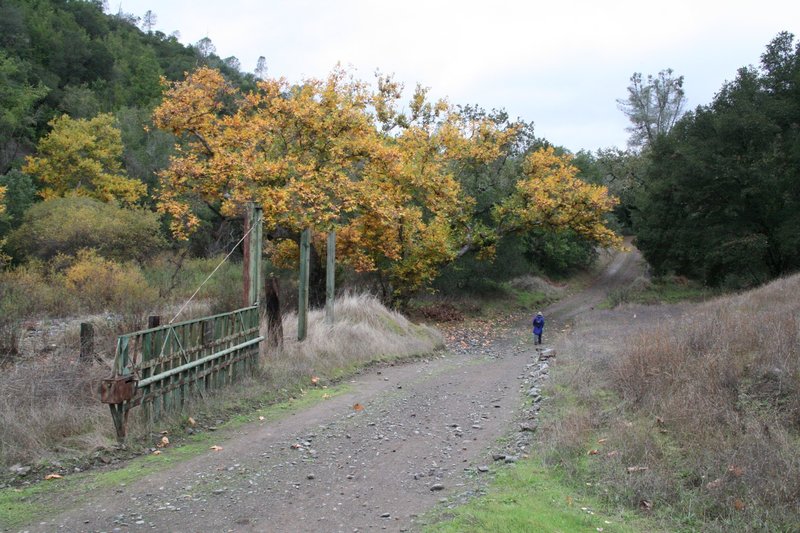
[423,461,654,533]
[512,289,550,310]
[604,276,713,308]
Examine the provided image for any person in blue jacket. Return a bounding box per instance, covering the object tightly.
[532,311,545,345]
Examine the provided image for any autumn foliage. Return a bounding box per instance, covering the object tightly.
[23,114,145,205]
[154,67,621,296]
[495,146,620,247]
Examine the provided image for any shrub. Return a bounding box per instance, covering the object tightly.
[0,170,36,236]
[6,196,166,263]
[144,254,244,315]
[62,250,159,316]
[523,228,598,276]
[0,262,73,319]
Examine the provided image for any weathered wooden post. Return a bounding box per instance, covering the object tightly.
[298,228,311,341]
[80,322,94,362]
[243,202,264,307]
[265,275,283,348]
[148,315,161,329]
[325,230,336,325]
[250,204,263,306]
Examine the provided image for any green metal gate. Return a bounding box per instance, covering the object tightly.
[100,306,263,440]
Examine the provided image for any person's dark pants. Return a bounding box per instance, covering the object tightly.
[534,333,542,344]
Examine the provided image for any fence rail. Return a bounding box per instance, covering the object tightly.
[101,306,262,440]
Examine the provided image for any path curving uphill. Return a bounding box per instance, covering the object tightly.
[21,247,644,533]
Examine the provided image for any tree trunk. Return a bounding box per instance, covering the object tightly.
[264,276,283,349]
[308,242,327,308]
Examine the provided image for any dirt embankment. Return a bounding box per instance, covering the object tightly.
[16,248,645,533]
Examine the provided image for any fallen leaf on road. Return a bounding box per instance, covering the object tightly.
[44,474,63,480]
[734,498,746,511]
[353,403,364,411]
[157,436,169,448]
[152,450,161,455]
[639,499,653,511]
[627,466,649,473]
[210,445,223,451]
[587,449,599,455]
[597,438,607,444]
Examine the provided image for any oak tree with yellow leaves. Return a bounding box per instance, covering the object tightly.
[153,67,620,301]
[493,146,621,248]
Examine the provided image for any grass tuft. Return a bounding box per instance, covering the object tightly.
[272,293,443,383]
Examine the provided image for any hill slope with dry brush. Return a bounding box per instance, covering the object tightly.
[543,273,800,531]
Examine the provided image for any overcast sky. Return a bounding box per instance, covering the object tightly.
[118,0,799,153]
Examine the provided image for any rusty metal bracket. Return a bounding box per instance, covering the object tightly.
[99,375,138,404]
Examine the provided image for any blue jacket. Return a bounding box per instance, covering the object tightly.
[533,315,544,335]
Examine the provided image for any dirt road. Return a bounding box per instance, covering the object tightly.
[22,248,643,533]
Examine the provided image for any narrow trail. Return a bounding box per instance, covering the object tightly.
[23,248,643,533]
[546,238,644,325]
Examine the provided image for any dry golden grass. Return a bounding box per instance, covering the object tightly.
[612,274,800,434]
[542,274,800,531]
[267,293,443,383]
[0,357,113,466]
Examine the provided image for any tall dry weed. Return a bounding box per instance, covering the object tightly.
[0,356,112,466]
[265,293,443,384]
[601,274,800,528]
